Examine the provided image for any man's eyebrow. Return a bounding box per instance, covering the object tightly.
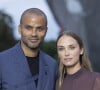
[25,25,33,28]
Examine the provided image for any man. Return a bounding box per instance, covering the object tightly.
[0,8,58,90]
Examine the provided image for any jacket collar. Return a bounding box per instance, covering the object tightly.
[37,51,49,90]
[14,42,49,90]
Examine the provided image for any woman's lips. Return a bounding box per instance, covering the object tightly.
[64,58,72,61]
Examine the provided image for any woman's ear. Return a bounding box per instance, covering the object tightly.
[80,48,83,55]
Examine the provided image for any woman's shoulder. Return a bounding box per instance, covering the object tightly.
[90,71,100,78]
[92,72,100,90]
[83,68,100,77]
[81,68,100,82]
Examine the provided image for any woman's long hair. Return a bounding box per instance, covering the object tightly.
[56,31,93,90]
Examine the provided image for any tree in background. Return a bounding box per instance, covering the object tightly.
[0,10,17,51]
[40,40,58,61]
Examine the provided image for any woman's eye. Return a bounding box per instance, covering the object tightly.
[58,48,64,51]
[69,46,75,50]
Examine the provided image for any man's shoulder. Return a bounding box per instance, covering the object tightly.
[40,50,56,60]
[39,50,57,64]
[0,42,19,56]
[40,50,58,76]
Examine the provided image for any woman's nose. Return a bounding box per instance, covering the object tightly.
[65,50,70,56]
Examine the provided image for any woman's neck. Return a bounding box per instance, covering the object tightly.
[66,63,81,75]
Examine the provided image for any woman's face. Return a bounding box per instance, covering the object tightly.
[57,35,83,68]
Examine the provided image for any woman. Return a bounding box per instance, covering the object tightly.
[56,31,100,90]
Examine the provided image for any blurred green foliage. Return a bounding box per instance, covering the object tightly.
[40,40,58,61]
[0,10,17,51]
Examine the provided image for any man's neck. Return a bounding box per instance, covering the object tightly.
[21,43,39,57]
[24,48,38,57]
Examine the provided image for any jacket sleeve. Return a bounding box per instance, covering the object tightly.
[0,75,2,90]
[93,76,100,90]
[0,56,2,90]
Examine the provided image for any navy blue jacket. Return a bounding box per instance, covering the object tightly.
[0,42,58,90]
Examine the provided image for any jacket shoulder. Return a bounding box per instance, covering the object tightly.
[40,50,57,64]
[0,42,20,59]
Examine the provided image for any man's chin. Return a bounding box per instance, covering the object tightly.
[29,45,39,50]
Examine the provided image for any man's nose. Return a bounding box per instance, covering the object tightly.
[31,28,37,36]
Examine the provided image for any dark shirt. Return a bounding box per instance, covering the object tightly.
[26,56,39,87]
[56,68,100,90]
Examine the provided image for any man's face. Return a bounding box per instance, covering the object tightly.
[18,14,47,50]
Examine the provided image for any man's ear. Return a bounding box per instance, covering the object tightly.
[18,25,21,34]
[45,26,48,33]
[44,26,48,36]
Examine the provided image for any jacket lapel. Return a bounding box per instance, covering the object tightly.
[37,51,49,90]
[13,43,49,90]
[14,42,32,78]
[13,42,36,89]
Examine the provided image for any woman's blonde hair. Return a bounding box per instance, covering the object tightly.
[56,31,93,90]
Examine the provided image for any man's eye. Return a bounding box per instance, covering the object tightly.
[26,26,32,30]
[37,26,46,32]
[37,27,43,30]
